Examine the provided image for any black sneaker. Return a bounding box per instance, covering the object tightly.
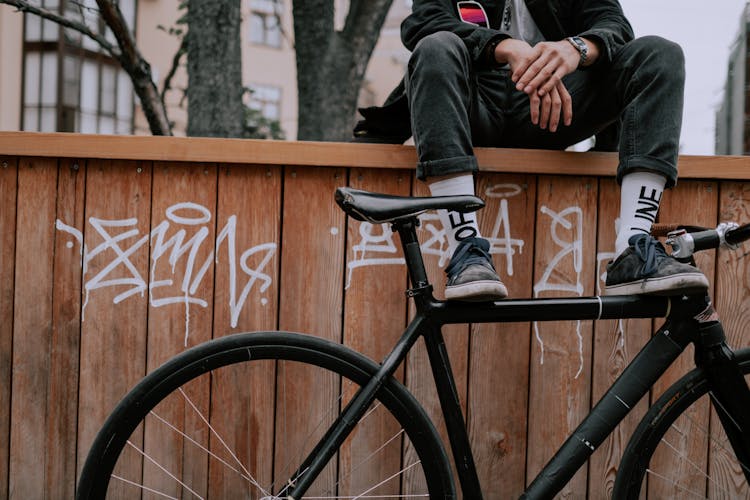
[444,237,508,301]
[604,234,709,295]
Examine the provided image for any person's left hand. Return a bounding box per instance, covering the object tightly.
[528,79,572,132]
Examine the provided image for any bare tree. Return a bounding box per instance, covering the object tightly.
[2,0,246,138]
[293,0,394,141]
[1,0,172,135]
[4,0,396,141]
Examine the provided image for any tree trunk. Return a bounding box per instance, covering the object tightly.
[293,0,393,141]
[186,0,244,138]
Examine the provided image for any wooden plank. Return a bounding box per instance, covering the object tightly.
[142,162,218,497]
[710,181,750,497]
[45,158,86,498]
[275,166,347,495]
[0,138,746,498]
[2,132,750,181]
[207,163,282,497]
[468,173,536,498]
[9,157,58,498]
[76,159,152,496]
[648,180,718,498]
[526,175,598,496]
[714,181,750,349]
[0,156,16,498]
[277,166,346,337]
[339,168,411,497]
[402,178,471,496]
[588,178,652,498]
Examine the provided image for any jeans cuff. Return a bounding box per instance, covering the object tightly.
[416,155,478,181]
[617,156,678,188]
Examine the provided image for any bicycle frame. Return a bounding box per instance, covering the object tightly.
[286,218,750,499]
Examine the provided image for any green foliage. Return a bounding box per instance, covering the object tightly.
[156,0,187,38]
[243,87,285,140]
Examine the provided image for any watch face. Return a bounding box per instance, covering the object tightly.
[567,37,587,66]
[569,37,587,54]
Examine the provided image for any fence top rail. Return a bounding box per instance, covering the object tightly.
[1,131,749,180]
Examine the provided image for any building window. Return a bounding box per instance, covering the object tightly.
[249,0,282,48]
[247,83,282,121]
[21,0,135,134]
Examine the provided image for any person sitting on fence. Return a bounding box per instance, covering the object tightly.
[353,0,709,301]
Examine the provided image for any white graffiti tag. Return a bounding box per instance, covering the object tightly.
[346,222,404,289]
[483,184,525,276]
[56,202,276,344]
[533,205,586,377]
[345,183,527,288]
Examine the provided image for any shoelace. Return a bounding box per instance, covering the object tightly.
[445,238,493,277]
[631,235,667,278]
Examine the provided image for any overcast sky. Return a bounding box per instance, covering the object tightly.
[619,0,748,155]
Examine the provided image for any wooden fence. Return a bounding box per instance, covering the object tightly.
[1,131,750,498]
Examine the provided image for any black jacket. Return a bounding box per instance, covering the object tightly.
[353,0,634,146]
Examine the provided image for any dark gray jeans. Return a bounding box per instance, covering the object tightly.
[405,32,685,187]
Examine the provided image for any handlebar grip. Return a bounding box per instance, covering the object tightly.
[691,230,721,251]
[725,224,750,247]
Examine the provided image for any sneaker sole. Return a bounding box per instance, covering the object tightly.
[445,280,509,301]
[604,272,709,296]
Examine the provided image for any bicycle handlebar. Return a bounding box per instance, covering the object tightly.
[665,222,750,258]
[725,223,750,247]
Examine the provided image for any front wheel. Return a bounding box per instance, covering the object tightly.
[614,347,750,499]
[77,331,455,499]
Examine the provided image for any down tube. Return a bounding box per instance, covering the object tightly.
[521,320,692,499]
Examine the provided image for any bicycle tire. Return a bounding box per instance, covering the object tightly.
[77,331,455,499]
[614,347,750,499]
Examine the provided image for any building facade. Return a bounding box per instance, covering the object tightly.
[0,0,411,139]
[716,4,750,155]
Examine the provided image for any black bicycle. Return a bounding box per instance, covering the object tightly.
[77,187,750,499]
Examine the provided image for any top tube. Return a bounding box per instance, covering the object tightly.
[422,294,672,325]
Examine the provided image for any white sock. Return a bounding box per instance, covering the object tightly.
[428,174,481,256]
[615,171,667,256]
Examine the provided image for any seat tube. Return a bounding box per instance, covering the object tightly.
[394,219,431,289]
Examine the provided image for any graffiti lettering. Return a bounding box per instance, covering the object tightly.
[533,205,585,377]
[56,202,276,344]
[345,183,527,288]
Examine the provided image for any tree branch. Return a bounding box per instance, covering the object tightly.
[342,0,393,48]
[94,0,171,134]
[94,0,137,69]
[1,0,172,135]
[161,37,187,105]
[0,0,118,57]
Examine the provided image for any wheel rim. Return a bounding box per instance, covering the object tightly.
[80,335,447,499]
[643,388,750,498]
[634,360,750,499]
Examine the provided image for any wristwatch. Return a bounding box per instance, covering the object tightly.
[566,36,588,68]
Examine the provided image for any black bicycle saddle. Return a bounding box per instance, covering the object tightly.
[335,186,485,223]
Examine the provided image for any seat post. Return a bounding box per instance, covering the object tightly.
[392,218,432,293]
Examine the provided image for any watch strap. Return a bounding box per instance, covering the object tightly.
[566,36,588,68]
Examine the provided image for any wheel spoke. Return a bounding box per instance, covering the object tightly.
[76,334,449,499]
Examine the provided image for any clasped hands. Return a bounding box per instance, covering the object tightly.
[494,38,592,132]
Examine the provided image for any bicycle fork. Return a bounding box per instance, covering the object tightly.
[695,319,750,483]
